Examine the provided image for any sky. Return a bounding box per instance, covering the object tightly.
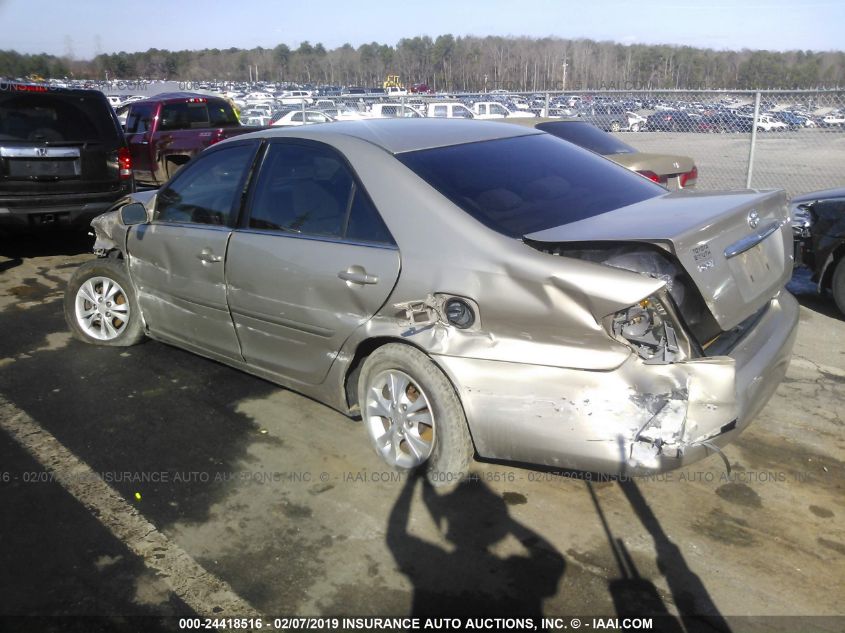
[1,0,843,59]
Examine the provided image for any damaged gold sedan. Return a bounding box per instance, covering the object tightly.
[64,119,799,483]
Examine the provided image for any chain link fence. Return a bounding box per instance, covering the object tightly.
[372,89,844,198]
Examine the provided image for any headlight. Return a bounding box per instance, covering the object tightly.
[608,291,691,363]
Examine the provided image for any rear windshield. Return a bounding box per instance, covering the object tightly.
[159,100,239,131]
[536,121,637,155]
[398,134,663,238]
[0,91,120,144]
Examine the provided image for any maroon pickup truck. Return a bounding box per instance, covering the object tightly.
[123,92,261,187]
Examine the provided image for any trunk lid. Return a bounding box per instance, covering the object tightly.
[524,189,792,331]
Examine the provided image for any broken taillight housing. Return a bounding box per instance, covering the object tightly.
[608,290,692,363]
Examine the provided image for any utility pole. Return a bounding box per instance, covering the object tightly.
[562,55,568,92]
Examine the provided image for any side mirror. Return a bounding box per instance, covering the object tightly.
[120,202,149,226]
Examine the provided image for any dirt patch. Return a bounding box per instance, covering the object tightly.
[809,505,835,519]
[693,509,757,547]
[715,482,763,508]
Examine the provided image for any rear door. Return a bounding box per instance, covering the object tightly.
[226,139,400,385]
[124,102,156,183]
[126,140,260,360]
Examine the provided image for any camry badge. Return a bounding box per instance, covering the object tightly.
[748,210,760,229]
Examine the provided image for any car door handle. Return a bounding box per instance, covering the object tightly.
[338,267,378,285]
[196,249,222,264]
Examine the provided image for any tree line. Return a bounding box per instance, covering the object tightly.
[2,35,844,90]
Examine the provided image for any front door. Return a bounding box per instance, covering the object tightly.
[226,140,400,385]
[126,140,260,360]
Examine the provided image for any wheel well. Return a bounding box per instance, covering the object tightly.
[164,154,191,178]
[344,337,422,411]
[165,154,191,167]
[820,244,845,291]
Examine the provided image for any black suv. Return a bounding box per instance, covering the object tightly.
[0,83,133,232]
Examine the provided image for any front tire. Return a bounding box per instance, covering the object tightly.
[610,121,621,132]
[358,343,473,486]
[832,258,845,316]
[64,258,145,347]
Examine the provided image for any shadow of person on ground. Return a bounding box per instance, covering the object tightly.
[618,479,733,633]
[387,472,565,621]
[586,480,685,633]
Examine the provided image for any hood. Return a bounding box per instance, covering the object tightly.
[524,189,792,331]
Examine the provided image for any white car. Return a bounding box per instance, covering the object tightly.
[471,102,536,119]
[426,102,474,119]
[822,113,845,127]
[756,114,789,131]
[243,91,275,104]
[626,111,647,132]
[369,103,423,118]
[242,115,272,127]
[270,110,334,126]
[321,105,371,121]
[278,90,313,106]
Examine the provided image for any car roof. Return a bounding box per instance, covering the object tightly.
[791,186,845,203]
[232,118,542,154]
[0,83,106,99]
[132,92,226,104]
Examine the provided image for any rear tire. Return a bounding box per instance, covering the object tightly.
[610,121,621,132]
[358,343,473,487]
[64,258,145,347]
[832,258,845,317]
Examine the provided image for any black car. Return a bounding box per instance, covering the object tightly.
[791,187,845,315]
[0,83,133,231]
[576,104,629,132]
[645,110,698,132]
[697,112,754,133]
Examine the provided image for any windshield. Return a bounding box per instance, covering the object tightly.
[536,121,637,155]
[398,134,663,238]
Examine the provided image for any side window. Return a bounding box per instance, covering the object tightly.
[156,144,255,226]
[248,143,393,245]
[248,144,352,237]
[126,104,153,134]
[159,102,189,131]
[346,185,394,245]
[159,102,211,130]
[433,105,447,118]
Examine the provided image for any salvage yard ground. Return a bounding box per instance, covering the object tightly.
[0,234,843,631]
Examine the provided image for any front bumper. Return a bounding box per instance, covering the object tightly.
[433,291,799,475]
